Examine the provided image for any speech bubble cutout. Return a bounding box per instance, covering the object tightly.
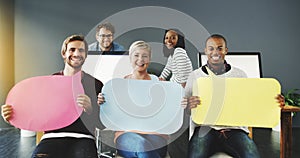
[100,78,184,134]
[191,69,281,128]
[6,72,84,131]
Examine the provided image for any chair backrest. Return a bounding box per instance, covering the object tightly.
[36,131,44,145]
[198,52,262,78]
[82,51,131,84]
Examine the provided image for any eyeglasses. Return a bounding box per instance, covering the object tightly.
[98,34,113,38]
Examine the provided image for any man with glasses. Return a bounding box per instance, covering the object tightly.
[89,22,125,52]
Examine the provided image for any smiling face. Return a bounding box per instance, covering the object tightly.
[130,48,151,72]
[96,28,114,51]
[164,30,178,49]
[205,37,228,66]
[62,40,86,70]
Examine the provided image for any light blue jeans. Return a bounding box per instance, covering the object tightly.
[189,126,260,158]
[116,132,167,158]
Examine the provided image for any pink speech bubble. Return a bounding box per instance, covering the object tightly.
[6,72,84,131]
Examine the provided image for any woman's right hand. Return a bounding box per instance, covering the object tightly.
[1,104,13,123]
[97,93,105,105]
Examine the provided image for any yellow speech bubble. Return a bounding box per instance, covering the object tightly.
[191,68,281,128]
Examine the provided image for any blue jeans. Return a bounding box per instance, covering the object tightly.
[189,126,260,158]
[116,132,167,158]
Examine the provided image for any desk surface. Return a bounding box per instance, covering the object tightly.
[281,105,300,112]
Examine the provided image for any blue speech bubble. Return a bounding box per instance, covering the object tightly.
[100,78,184,134]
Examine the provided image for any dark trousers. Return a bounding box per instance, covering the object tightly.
[189,126,260,158]
[168,128,189,158]
[32,137,98,158]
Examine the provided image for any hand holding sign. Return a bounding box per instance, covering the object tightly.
[5,72,84,131]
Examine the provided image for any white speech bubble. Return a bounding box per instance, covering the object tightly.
[100,78,184,134]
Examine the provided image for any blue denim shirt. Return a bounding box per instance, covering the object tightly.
[88,41,125,51]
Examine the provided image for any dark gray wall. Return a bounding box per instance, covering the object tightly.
[0,0,299,129]
[12,0,300,126]
[13,0,300,92]
[1,0,300,128]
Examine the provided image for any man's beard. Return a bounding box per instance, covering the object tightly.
[67,61,83,69]
[66,56,85,69]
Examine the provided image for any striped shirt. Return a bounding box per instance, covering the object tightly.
[160,47,193,84]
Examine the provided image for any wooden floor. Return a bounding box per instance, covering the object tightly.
[0,127,300,158]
